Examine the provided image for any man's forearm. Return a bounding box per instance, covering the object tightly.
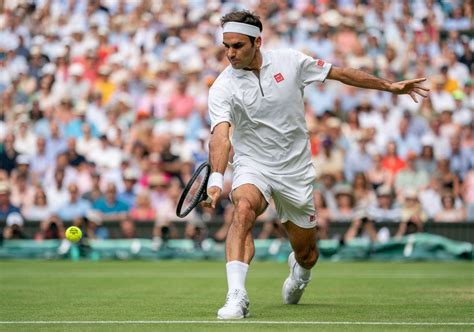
[328,67,392,92]
[209,133,231,174]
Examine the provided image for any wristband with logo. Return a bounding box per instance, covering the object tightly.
[207,172,224,190]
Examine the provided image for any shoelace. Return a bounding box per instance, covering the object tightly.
[223,289,248,308]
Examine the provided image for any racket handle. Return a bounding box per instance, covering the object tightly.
[205,196,213,204]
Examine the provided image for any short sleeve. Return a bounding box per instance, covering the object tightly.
[293,50,332,88]
[208,85,233,133]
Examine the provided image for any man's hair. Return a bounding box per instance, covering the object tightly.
[220,10,262,45]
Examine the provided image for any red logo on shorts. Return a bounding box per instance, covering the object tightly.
[309,215,316,222]
[274,73,284,83]
[316,59,325,67]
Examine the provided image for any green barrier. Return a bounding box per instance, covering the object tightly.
[0,233,472,261]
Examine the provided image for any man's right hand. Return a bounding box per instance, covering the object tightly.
[205,186,222,209]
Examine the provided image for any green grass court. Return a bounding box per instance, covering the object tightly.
[1,260,472,331]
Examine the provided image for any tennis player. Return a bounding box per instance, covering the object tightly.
[205,10,429,320]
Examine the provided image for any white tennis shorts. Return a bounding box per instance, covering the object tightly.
[231,164,317,229]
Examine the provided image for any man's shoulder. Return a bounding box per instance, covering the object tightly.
[212,67,232,83]
[209,68,233,96]
[265,48,300,61]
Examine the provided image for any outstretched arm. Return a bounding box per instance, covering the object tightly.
[327,66,430,103]
[206,122,231,208]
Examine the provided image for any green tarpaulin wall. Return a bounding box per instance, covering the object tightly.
[0,233,472,261]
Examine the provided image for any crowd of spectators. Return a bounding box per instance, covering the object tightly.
[0,0,472,245]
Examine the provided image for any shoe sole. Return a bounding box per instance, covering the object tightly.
[217,311,250,320]
[282,277,299,304]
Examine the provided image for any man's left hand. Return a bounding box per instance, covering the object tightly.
[389,78,430,103]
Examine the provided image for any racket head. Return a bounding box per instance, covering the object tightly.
[176,162,211,218]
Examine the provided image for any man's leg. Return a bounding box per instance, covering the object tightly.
[218,184,267,319]
[282,221,319,304]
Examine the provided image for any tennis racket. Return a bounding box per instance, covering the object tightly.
[176,161,212,218]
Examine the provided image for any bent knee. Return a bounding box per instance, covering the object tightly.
[295,246,319,269]
[235,198,258,219]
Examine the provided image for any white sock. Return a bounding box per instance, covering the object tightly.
[293,259,312,281]
[226,261,249,291]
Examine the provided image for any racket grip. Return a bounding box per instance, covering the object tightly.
[205,196,213,204]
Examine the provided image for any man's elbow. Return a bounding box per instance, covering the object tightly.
[327,66,345,81]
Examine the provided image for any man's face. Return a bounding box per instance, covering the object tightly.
[223,33,260,69]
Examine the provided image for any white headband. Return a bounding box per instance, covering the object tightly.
[223,22,261,37]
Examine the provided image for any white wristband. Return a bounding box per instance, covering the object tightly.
[207,172,224,190]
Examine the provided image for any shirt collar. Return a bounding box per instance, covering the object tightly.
[231,50,271,77]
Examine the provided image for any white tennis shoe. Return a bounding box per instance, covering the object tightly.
[217,289,250,319]
[282,252,311,304]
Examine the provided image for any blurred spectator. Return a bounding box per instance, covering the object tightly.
[36,214,65,240]
[435,159,461,198]
[76,123,101,160]
[92,183,128,222]
[429,76,455,114]
[57,183,92,221]
[344,185,401,243]
[83,172,103,203]
[452,90,472,127]
[329,184,356,223]
[14,120,36,155]
[120,217,136,239]
[422,117,450,160]
[394,117,421,159]
[352,172,377,211]
[381,140,406,177]
[22,188,52,222]
[395,189,427,238]
[313,135,344,180]
[62,64,90,103]
[0,181,21,220]
[88,135,122,170]
[150,175,181,248]
[415,143,437,175]
[153,133,181,178]
[434,191,466,222]
[448,136,471,180]
[3,212,27,240]
[130,189,156,222]
[137,80,167,119]
[75,161,94,195]
[344,132,373,183]
[0,134,18,175]
[30,136,53,183]
[118,168,139,209]
[168,78,195,119]
[367,153,392,190]
[462,170,474,222]
[315,172,337,213]
[10,173,35,209]
[394,152,429,199]
[44,168,69,212]
[64,137,86,167]
[46,122,67,160]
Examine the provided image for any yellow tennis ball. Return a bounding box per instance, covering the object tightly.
[65,226,82,243]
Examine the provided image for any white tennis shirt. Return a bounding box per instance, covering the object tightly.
[208,49,332,174]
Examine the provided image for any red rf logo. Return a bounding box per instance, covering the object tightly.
[274,73,284,83]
